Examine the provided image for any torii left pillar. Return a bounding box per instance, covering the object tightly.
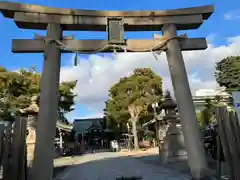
[31,23,62,180]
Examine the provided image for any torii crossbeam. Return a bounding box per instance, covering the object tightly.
[0,2,214,180]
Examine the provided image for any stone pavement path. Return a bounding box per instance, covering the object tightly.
[54,151,190,180]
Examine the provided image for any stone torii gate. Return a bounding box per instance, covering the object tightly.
[0,2,214,180]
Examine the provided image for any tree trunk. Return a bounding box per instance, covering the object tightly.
[131,119,139,149]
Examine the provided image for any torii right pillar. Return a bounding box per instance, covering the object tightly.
[163,24,210,179]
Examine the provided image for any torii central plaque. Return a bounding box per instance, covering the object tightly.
[0,2,214,180]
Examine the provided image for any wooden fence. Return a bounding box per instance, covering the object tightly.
[0,117,27,180]
[215,107,240,180]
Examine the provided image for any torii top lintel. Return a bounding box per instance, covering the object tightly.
[0,1,214,31]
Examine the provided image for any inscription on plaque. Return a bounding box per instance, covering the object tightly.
[107,17,124,44]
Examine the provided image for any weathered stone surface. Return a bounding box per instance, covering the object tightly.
[13,12,203,31]
[31,23,62,180]
[0,2,213,30]
[161,124,188,163]
[12,38,207,53]
[0,1,213,18]
[20,95,39,167]
[163,24,209,179]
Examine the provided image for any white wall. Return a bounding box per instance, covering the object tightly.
[195,89,216,96]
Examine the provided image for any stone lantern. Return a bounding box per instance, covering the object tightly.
[159,90,187,163]
[20,95,39,167]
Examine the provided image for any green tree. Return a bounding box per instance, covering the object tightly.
[58,80,77,124]
[197,99,216,129]
[215,56,240,92]
[0,68,32,120]
[0,67,77,122]
[105,68,163,149]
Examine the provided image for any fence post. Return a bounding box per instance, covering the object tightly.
[229,112,240,155]
[215,107,240,180]
[19,117,27,180]
[0,124,6,165]
[227,112,240,180]
[2,122,13,180]
[11,117,21,180]
[10,116,27,180]
[215,107,234,179]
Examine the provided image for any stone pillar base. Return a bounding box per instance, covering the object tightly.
[27,143,35,167]
[26,126,36,167]
[161,149,188,163]
[160,123,188,163]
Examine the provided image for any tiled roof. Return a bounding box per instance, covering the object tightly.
[73,118,104,133]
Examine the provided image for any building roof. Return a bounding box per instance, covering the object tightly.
[56,121,73,132]
[73,118,104,134]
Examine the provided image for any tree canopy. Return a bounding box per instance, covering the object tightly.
[105,68,163,130]
[215,56,240,92]
[197,99,216,130]
[0,67,77,122]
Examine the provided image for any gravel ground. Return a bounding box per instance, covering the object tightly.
[53,149,190,180]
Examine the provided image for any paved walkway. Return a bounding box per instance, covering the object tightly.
[54,150,190,180]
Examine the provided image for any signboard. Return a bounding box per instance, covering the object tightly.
[232,91,240,122]
[107,17,124,45]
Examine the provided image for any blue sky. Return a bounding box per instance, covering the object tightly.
[0,0,240,121]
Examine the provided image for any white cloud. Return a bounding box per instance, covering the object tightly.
[206,33,216,44]
[60,36,240,117]
[224,10,240,20]
[227,35,240,43]
[224,13,233,20]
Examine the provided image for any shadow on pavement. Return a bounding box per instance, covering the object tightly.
[53,165,70,178]
[132,154,226,178]
[132,154,191,175]
[53,149,111,178]
[53,151,225,180]
[53,153,191,180]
